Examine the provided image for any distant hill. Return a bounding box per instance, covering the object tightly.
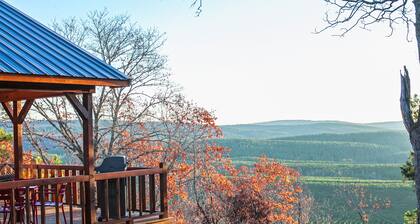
[274,131,410,150]
[221,120,403,139]
[218,120,410,164]
[217,138,409,164]
[365,121,405,131]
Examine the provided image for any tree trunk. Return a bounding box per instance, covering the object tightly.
[414,0,420,63]
[409,1,420,220]
[400,67,420,223]
[413,144,420,223]
[409,127,420,223]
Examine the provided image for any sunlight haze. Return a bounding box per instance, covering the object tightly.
[8,0,420,124]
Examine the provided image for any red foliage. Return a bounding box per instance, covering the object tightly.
[0,137,32,165]
[121,96,306,223]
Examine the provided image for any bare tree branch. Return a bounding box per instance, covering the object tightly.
[317,0,420,61]
[26,9,176,163]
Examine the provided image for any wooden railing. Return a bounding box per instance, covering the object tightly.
[95,163,168,223]
[0,163,169,224]
[0,174,89,224]
[23,164,85,206]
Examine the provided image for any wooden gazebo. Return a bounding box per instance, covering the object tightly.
[0,1,169,224]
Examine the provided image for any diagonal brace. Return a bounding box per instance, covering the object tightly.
[1,102,13,121]
[1,100,34,124]
[65,93,89,120]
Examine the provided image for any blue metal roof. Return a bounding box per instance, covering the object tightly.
[0,0,128,82]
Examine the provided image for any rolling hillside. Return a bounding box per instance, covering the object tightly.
[274,131,410,150]
[1,119,414,222]
[220,120,403,139]
[218,138,409,163]
[219,120,415,223]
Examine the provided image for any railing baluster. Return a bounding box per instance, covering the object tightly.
[104,179,109,221]
[40,185,46,224]
[127,177,132,218]
[72,170,78,205]
[10,188,16,224]
[25,186,31,224]
[159,163,168,219]
[64,170,70,204]
[69,182,74,224]
[116,178,121,219]
[140,176,146,213]
[138,176,143,216]
[55,184,60,224]
[80,182,85,224]
[149,174,156,213]
[130,176,136,212]
[47,169,52,202]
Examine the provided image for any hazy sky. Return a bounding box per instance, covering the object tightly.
[6,0,420,124]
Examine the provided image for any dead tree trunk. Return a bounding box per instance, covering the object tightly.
[400,66,420,223]
[415,0,420,63]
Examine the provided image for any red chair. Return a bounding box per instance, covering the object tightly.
[32,184,67,224]
[0,189,26,224]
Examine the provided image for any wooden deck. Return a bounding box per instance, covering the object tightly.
[0,200,171,224]
[14,205,171,224]
[0,164,170,224]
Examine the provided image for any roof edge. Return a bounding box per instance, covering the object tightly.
[0,72,130,87]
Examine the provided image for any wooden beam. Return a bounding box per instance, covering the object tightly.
[0,91,64,102]
[13,101,23,179]
[0,81,95,93]
[17,99,34,124]
[65,94,88,120]
[0,72,129,87]
[1,102,13,121]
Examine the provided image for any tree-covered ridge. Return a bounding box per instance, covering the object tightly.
[274,131,410,150]
[217,138,408,164]
[220,120,404,139]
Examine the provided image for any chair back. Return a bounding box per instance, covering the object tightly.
[0,189,10,201]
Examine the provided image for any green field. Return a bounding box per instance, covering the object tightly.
[220,120,415,223]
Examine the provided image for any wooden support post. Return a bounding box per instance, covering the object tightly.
[1,100,34,180]
[66,93,96,223]
[82,93,96,223]
[13,101,23,180]
[159,163,168,219]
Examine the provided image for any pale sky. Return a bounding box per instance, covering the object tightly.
[6,0,420,125]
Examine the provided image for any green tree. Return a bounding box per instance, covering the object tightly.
[404,209,417,224]
[402,151,415,181]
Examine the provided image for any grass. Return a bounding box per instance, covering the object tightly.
[307,182,416,223]
[301,176,412,187]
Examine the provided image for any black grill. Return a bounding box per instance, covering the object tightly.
[96,156,128,220]
[96,156,127,173]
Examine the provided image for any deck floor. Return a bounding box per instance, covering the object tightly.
[0,205,163,224]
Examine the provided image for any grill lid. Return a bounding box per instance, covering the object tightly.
[96,156,127,173]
